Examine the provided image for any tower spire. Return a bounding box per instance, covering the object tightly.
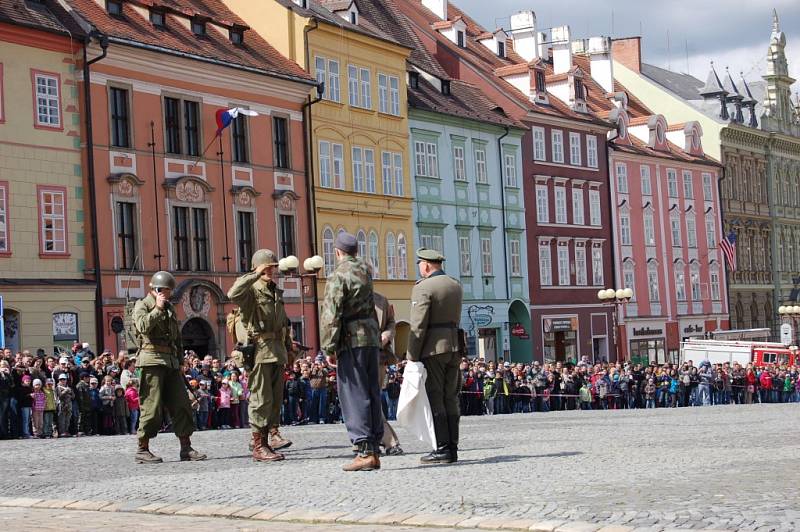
[772,8,779,33]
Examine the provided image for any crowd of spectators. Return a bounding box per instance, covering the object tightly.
[3,343,798,440]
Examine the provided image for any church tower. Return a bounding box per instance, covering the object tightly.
[762,10,798,134]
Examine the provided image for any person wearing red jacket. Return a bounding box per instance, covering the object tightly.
[745,368,757,404]
[758,370,772,404]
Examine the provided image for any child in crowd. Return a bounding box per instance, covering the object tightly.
[88,377,102,435]
[228,371,242,429]
[217,379,231,429]
[55,374,73,437]
[113,385,129,435]
[30,379,45,438]
[196,380,210,430]
[43,378,57,438]
[99,375,116,435]
[187,380,200,425]
[17,375,33,438]
[579,381,592,410]
[125,380,140,435]
[645,378,657,409]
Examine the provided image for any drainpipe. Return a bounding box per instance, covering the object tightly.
[716,158,729,334]
[497,126,510,301]
[83,32,109,352]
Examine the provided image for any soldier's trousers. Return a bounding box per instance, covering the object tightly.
[137,365,195,439]
[248,362,283,432]
[422,351,461,417]
[337,346,383,445]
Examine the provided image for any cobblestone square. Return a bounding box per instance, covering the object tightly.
[2,404,798,531]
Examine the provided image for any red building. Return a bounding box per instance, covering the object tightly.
[70,0,318,355]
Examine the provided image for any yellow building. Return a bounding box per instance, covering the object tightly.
[223,0,415,328]
[0,5,96,354]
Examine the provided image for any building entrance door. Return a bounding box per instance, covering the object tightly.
[181,318,216,358]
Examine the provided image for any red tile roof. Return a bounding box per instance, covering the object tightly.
[67,0,314,83]
[616,135,720,167]
[0,0,85,36]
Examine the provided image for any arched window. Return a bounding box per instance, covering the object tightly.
[750,297,760,328]
[356,230,367,259]
[369,231,379,279]
[690,262,701,301]
[322,227,334,275]
[386,232,396,279]
[397,233,407,279]
[622,259,636,301]
[735,299,744,329]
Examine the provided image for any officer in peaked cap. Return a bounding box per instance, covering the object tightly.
[407,248,464,465]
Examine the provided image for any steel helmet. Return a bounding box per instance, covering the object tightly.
[251,249,279,269]
[149,271,177,290]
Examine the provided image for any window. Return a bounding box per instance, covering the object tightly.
[419,230,443,253]
[164,97,181,154]
[279,214,295,258]
[368,231,379,278]
[231,112,249,163]
[322,227,335,275]
[644,213,655,246]
[683,171,694,199]
[0,182,7,253]
[703,173,713,200]
[116,201,137,270]
[377,74,400,116]
[497,40,505,57]
[230,29,243,45]
[237,211,254,273]
[640,165,651,195]
[172,206,190,271]
[551,130,564,163]
[535,70,546,92]
[504,153,517,187]
[409,71,419,90]
[378,74,388,114]
[316,57,341,102]
[397,233,407,279]
[648,266,660,302]
[106,0,122,16]
[386,232,397,279]
[353,230,366,259]
[389,76,400,116]
[667,169,678,198]
[348,65,358,107]
[359,67,372,109]
[39,187,66,254]
[536,184,549,223]
[620,213,631,245]
[109,87,130,148]
[365,149,376,194]
[150,9,165,27]
[586,136,598,168]
[192,208,209,271]
[670,217,681,246]
[574,78,585,100]
[572,188,584,225]
[533,127,546,161]
[575,246,587,285]
[474,147,487,184]
[706,217,717,248]
[589,189,601,226]
[191,19,206,36]
[569,132,581,166]
[441,80,451,96]
[558,246,570,285]
[453,145,466,181]
[273,117,289,169]
[34,72,60,128]
[690,266,701,301]
[414,140,438,178]
[686,218,697,247]
[350,11,357,24]
[555,187,567,224]
[459,235,472,276]
[179,101,199,156]
[539,244,552,286]
[616,163,628,193]
[352,146,364,192]
[509,237,521,276]
[710,269,721,300]
[381,151,403,195]
[591,247,603,285]
[457,30,465,48]
[480,236,493,276]
[319,141,344,189]
[675,269,686,301]
[623,263,635,299]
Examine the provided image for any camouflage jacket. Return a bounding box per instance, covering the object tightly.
[227,271,291,365]
[320,255,379,355]
[133,293,183,369]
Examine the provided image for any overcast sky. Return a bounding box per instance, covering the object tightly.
[457,0,800,91]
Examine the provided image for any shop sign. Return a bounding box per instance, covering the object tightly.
[543,317,577,333]
[781,323,793,346]
[682,323,704,335]
[467,305,494,331]
[511,323,529,339]
[632,326,663,337]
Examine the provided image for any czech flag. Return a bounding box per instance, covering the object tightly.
[215,107,258,136]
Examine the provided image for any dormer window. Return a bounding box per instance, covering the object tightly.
[456,30,465,48]
[150,9,165,28]
[574,78,585,101]
[409,71,420,90]
[535,70,546,92]
[191,19,206,36]
[691,130,700,149]
[106,0,122,16]
[497,40,505,58]
[441,80,451,96]
[350,11,358,24]
[230,28,244,45]
[656,123,665,144]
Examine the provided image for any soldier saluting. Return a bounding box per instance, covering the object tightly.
[228,249,294,462]
[407,248,464,464]
[133,271,206,464]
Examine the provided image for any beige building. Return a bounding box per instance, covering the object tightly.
[0,4,95,354]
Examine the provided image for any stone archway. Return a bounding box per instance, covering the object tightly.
[181,317,216,358]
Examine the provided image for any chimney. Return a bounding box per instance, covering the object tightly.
[551,25,572,75]
[538,31,550,60]
[587,36,614,94]
[612,37,641,73]
[422,0,447,21]
[509,10,538,62]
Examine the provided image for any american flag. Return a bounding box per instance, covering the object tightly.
[719,231,737,272]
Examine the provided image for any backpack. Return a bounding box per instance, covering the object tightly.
[226,308,241,347]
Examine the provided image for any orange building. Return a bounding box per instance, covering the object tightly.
[69,0,317,355]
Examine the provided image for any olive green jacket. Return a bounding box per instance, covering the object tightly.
[227,271,290,365]
[407,270,463,362]
[133,293,183,369]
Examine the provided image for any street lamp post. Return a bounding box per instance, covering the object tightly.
[597,287,634,362]
[777,304,800,346]
[278,255,324,346]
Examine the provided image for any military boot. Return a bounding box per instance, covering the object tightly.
[342,441,380,472]
[269,427,292,450]
[252,431,284,462]
[420,414,453,464]
[135,437,163,464]
[178,436,207,461]
[447,414,460,463]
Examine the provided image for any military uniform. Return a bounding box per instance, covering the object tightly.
[227,249,293,462]
[407,248,464,463]
[320,232,383,471]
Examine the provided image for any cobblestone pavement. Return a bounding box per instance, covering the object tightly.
[1,404,798,531]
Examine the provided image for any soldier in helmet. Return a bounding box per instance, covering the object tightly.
[132,271,206,464]
[228,250,293,462]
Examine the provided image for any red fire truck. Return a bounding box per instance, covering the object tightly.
[680,339,798,367]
